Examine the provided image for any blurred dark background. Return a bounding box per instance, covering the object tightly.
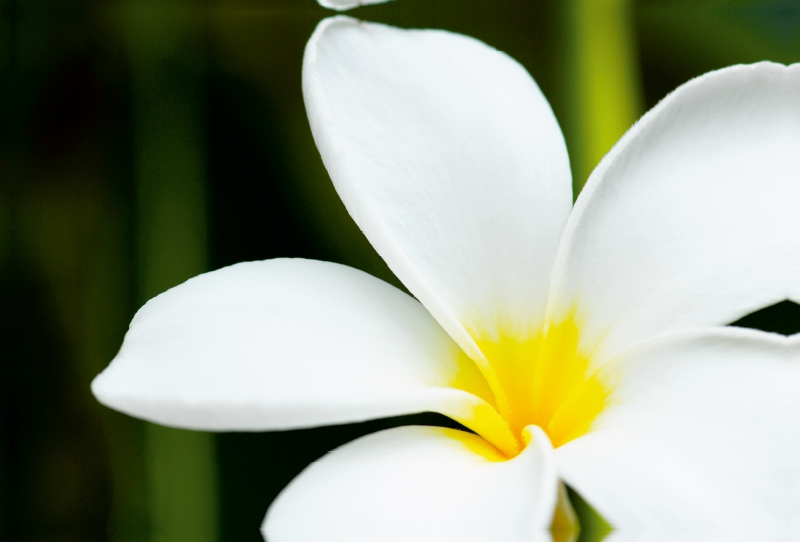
[1,0,799,541]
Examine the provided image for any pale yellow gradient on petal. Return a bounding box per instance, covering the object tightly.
[452,305,611,456]
[439,347,522,457]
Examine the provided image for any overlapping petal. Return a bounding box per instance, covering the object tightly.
[264,425,558,542]
[557,327,800,532]
[304,17,572,360]
[92,259,503,434]
[548,62,800,362]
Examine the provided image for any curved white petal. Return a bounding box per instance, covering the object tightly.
[92,259,498,434]
[304,17,572,358]
[557,327,800,532]
[264,425,558,542]
[318,0,393,10]
[549,62,800,360]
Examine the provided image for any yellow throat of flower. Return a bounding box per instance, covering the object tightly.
[454,311,610,459]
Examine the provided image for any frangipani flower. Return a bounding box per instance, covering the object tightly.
[92,16,800,540]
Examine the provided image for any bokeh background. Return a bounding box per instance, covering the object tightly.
[1,0,799,541]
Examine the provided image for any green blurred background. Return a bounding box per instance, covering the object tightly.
[1,0,799,540]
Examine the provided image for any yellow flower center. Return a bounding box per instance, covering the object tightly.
[452,310,610,458]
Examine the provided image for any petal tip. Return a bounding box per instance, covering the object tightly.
[317,0,394,11]
[90,361,130,414]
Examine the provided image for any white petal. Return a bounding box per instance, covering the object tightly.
[548,62,800,360]
[263,425,558,542]
[317,0,393,10]
[604,532,761,542]
[557,327,800,532]
[91,259,500,435]
[304,17,572,357]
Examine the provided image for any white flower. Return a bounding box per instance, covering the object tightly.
[92,16,800,541]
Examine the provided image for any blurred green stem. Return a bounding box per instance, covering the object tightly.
[566,0,643,191]
[120,1,219,541]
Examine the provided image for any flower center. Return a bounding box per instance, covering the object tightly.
[454,311,610,458]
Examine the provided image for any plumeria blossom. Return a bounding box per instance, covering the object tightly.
[92,15,800,541]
